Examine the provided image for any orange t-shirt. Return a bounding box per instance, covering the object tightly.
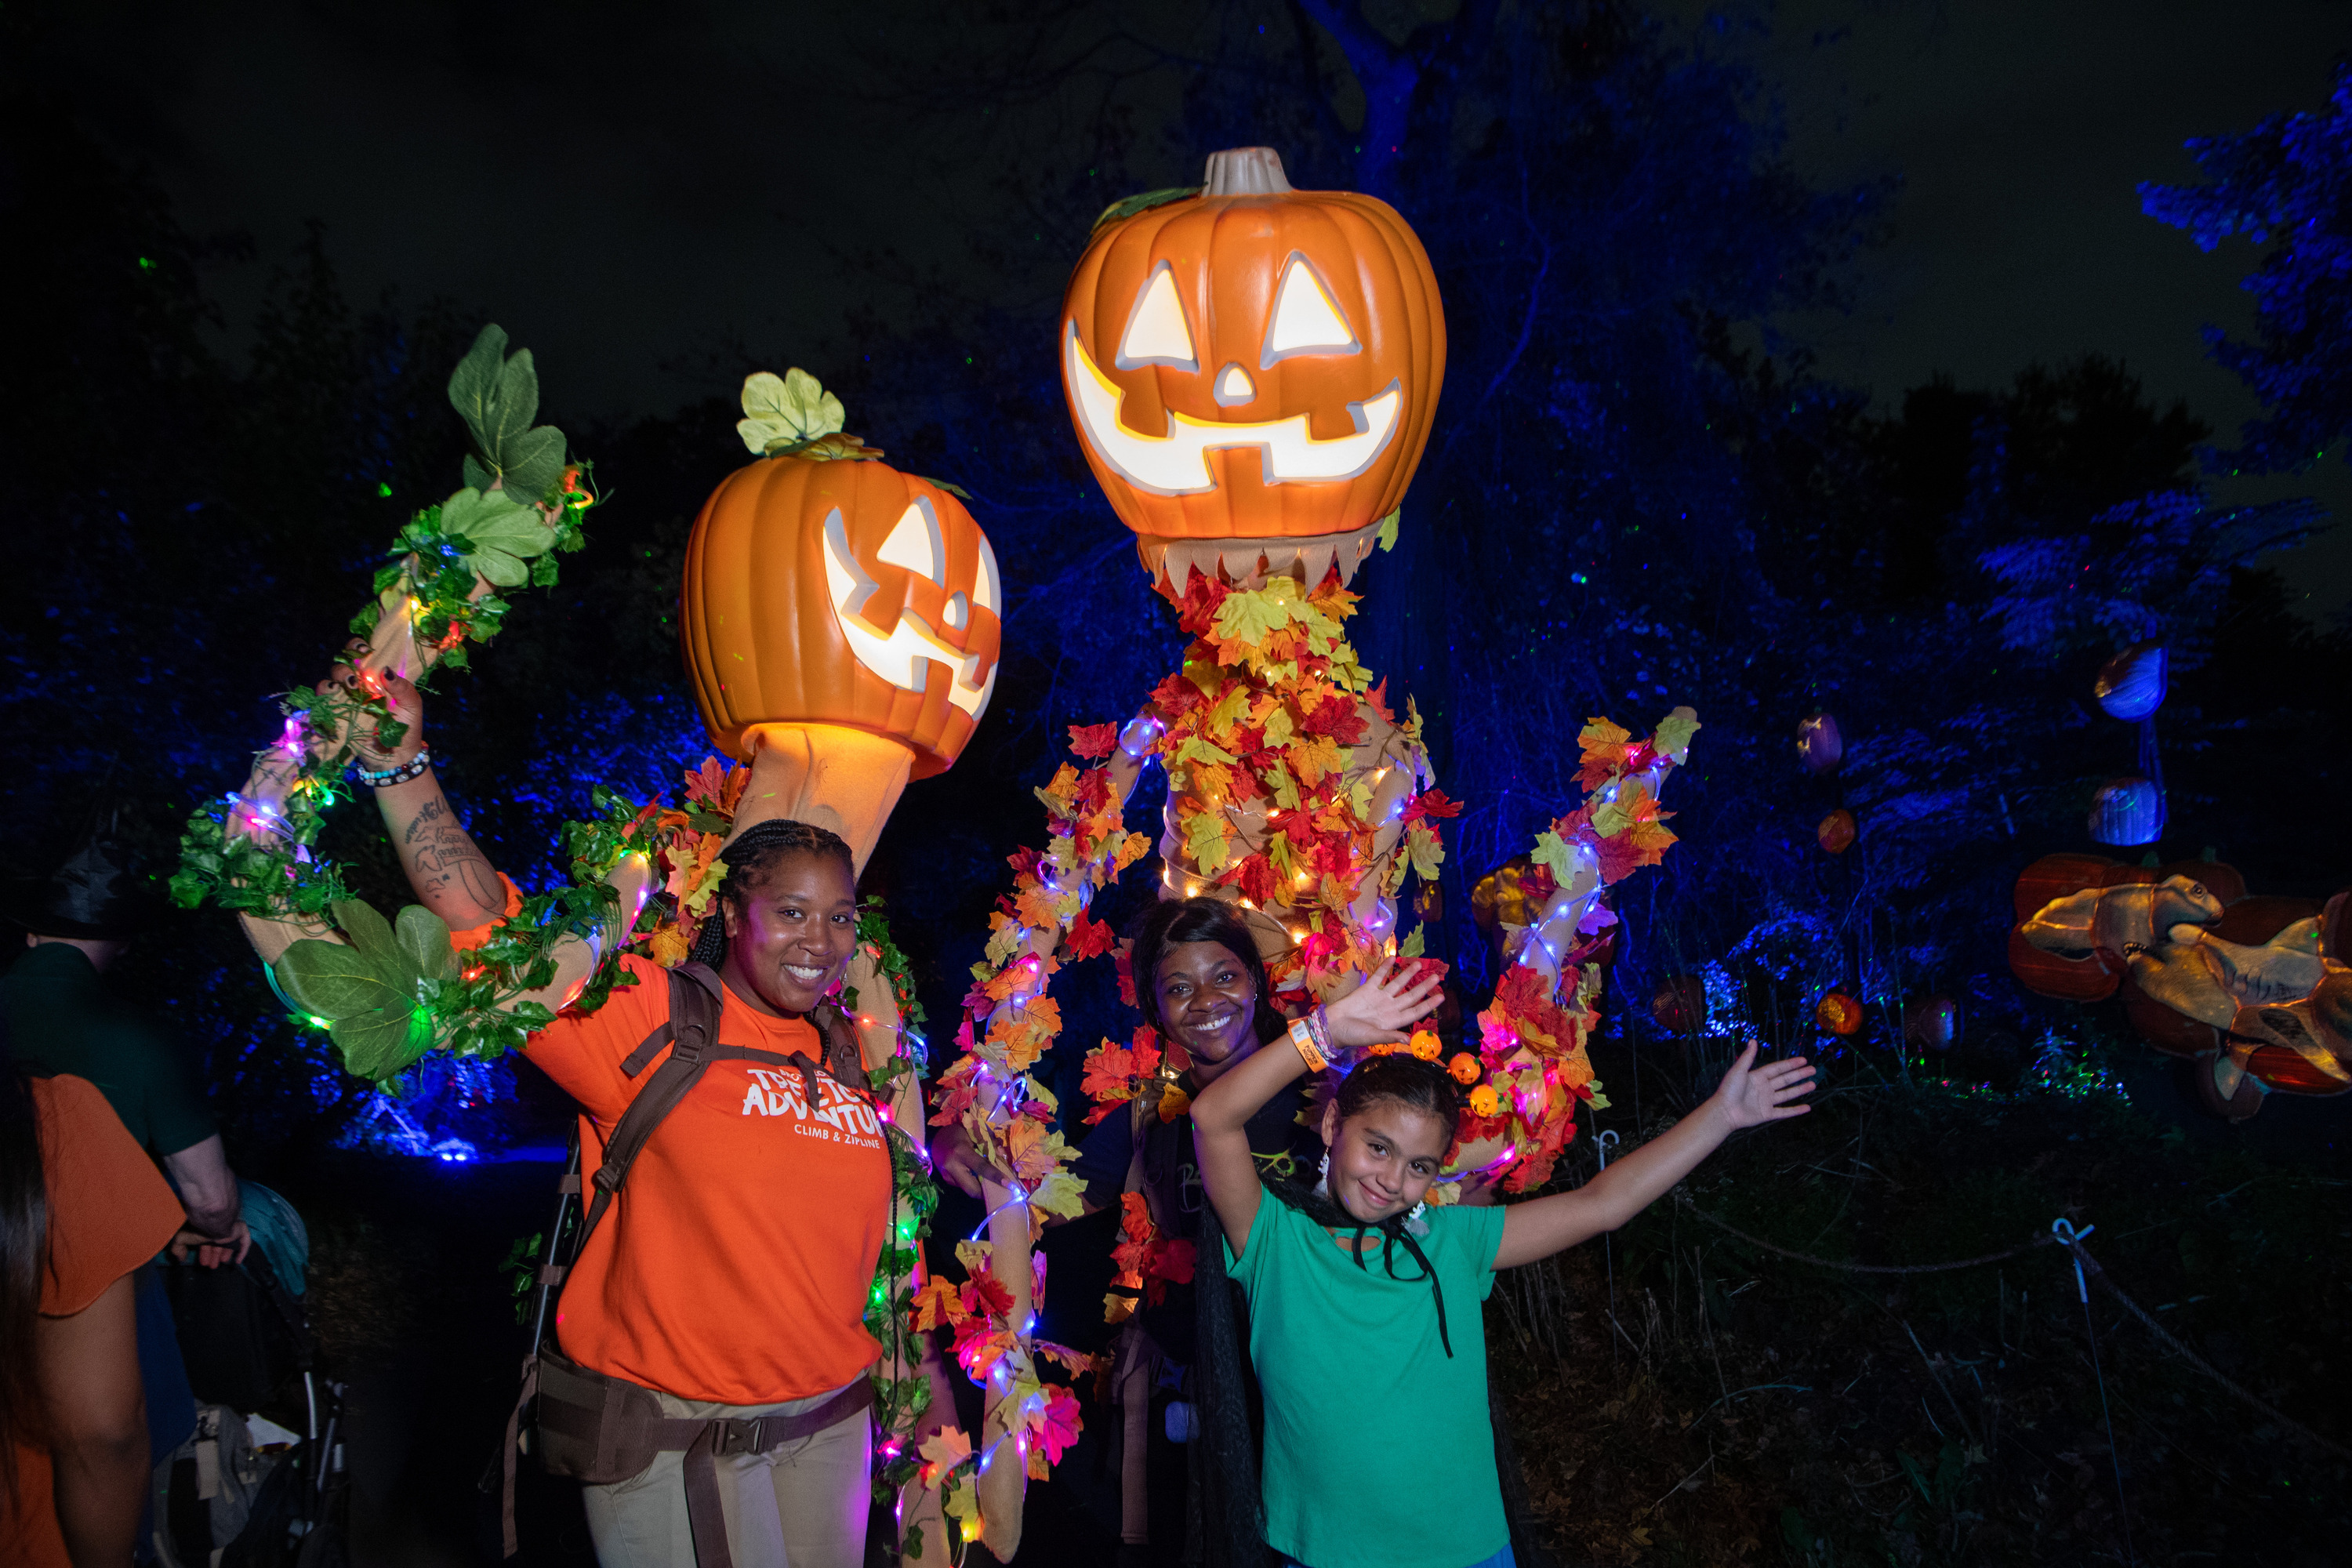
[447,873,527,953]
[5,1075,186,1568]
[524,954,893,1406]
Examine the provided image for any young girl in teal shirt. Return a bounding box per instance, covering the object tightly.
[1192,960,1815,1568]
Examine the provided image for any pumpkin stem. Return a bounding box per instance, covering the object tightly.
[1203,147,1293,197]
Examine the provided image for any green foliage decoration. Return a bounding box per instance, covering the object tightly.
[1089,185,1200,236]
[169,323,656,1080]
[448,323,571,506]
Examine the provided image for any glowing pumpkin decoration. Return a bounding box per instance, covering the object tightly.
[2094,641,2167,721]
[1796,712,1843,775]
[1060,147,1446,587]
[1817,809,1857,855]
[1815,992,1864,1036]
[681,429,1002,779]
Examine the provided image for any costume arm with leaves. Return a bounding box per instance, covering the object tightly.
[176,325,663,1080]
[906,712,1156,1559]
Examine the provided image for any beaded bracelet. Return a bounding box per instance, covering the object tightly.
[357,747,433,789]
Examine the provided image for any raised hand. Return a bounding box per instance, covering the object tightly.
[323,638,426,768]
[929,1116,1003,1200]
[1323,958,1449,1049]
[1713,1041,1815,1130]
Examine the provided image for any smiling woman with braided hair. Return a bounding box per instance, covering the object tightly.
[529,816,893,1566]
[336,670,924,1568]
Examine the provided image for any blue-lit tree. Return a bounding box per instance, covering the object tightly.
[2142,60,2352,479]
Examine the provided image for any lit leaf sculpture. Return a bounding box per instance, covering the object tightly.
[2010,855,2350,1119]
[934,147,1694,1554]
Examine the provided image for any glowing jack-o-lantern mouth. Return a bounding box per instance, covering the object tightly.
[1065,321,1403,497]
[819,496,1000,717]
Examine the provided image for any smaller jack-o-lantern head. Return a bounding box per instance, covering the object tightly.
[1061,147,1446,593]
[681,374,1002,777]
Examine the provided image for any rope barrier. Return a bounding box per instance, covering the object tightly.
[1674,1194,2352,1468]
[2058,1232,2352,1466]
[2055,1219,2133,1560]
[1679,1195,2056,1273]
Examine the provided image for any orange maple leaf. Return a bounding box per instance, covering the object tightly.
[1289,733,1347,789]
[1033,764,1081,818]
[1014,882,1062,931]
[1081,1044,1135,1105]
[644,923,694,968]
[1577,717,1635,790]
[1308,579,1361,621]
[909,1276,966,1331]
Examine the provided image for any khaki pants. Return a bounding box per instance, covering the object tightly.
[582,1381,870,1568]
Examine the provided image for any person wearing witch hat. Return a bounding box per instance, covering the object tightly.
[0,798,249,1269]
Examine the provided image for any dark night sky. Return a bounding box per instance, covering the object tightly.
[45,0,2352,615]
[1680,0,2352,617]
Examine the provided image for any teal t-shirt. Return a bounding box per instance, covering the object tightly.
[1225,1193,1511,1568]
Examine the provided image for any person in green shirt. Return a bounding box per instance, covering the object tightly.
[2,808,248,1266]
[1191,972,1815,1568]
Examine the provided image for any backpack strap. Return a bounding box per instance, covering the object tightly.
[808,1000,873,1098]
[571,963,723,1256]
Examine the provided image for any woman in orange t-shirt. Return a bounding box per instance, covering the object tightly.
[282,667,915,1566]
[1,1059,187,1566]
[526,817,893,1565]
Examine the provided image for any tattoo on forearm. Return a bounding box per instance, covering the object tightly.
[412,830,501,911]
[393,789,501,917]
[403,797,447,845]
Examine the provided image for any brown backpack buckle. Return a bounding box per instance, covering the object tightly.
[712,1416,768,1457]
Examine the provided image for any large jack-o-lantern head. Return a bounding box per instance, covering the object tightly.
[1061,147,1446,591]
[682,383,1002,778]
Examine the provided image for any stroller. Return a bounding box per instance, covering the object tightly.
[153,1181,351,1568]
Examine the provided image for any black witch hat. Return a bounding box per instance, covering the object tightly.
[4,795,165,940]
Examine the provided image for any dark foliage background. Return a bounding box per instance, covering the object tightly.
[4,5,2350,1563]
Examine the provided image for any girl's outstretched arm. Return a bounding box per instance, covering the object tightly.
[1492,1043,1813,1270]
[1193,959,1446,1257]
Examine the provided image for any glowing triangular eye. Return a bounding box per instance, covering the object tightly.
[1261,254,1360,367]
[877,499,946,586]
[1115,262,1199,372]
[971,532,1001,617]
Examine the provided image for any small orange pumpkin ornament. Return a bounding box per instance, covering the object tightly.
[1061,147,1446,588]
[681,371,1003,781]
[1651,974,1708,1033]
[1817,808,1857,855]
[1815,992,1864,1036]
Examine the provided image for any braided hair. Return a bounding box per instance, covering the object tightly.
[1191,1054,1468,1568]
[1281,1052,1465,1349]
[686,818,855,970]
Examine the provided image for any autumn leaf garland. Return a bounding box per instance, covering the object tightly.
[1465,709,1700,1192]
[1149,566,1454,991]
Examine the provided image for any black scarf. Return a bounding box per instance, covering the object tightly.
[1185,1182,1559,1568]
[1263,1174,1452,1358]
